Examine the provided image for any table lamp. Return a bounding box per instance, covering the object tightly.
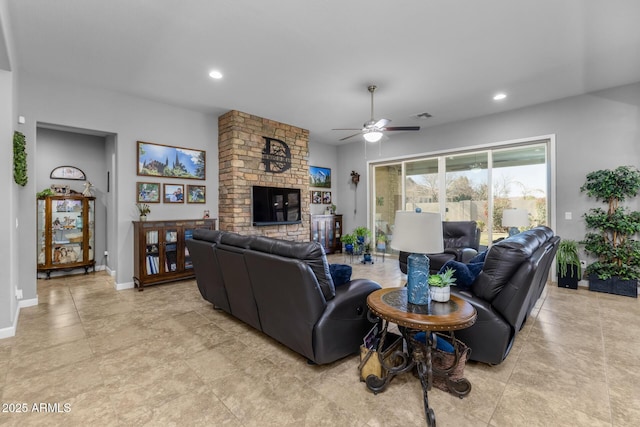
[391,210,444,305]
[502,208,529,236]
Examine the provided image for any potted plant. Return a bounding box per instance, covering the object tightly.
[136,203,151,221]
[556,240,582,289]
[580,165,640,297]
[428,267,457,302]
[362,243,373,264]
[376,233,387,252]
[353,226,371,255]
[340,233,357,254]
[354,226,371,243]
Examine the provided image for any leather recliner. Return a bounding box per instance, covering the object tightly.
[399,221,481,274]
[186,229,382,365]
[451,226,560,365]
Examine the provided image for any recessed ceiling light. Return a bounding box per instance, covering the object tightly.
[209,70,223,79]
[493,93,507,101]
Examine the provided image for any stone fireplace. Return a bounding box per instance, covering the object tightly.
[218,110,309,241]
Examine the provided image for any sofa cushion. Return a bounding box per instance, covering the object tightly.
[192,228,223,244]
[471,233,537,302]
[220,232,254,248]
[252,238,336,300]
[439,260,483,290]
[329,264,352,287]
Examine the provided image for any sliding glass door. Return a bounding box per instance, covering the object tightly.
[491,144,547,241]
[445,152,489,244]
[370,139,549,249]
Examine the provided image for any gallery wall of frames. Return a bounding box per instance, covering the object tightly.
[136,141,206,204]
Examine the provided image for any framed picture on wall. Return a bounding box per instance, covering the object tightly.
[163,183,185,203]
[186,185,206,203]
[322,191,332,204]
[311,191,322,204]
[136,182,161,203]
[309,166,331,188]
[137,141,206,180]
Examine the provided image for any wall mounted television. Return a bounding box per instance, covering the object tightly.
[252,186,302,226]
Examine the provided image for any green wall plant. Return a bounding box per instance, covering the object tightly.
[13,131,28,186]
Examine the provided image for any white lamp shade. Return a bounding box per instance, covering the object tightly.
[502,208,529,227]
[363,131,383,143]
[390,211,444,254]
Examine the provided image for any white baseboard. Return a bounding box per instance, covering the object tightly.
[0,295,39,339]
[115,281,134,290]
[0,308,19,339]
[19,297,38,308]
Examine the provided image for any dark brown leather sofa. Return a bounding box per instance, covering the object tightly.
[399,221,481,274]
[451,226,559,365]
[186,229,382,365]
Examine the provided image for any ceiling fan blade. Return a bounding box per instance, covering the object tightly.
[339,132,364,141]
[373,118,390,129]
[384,126,421,131]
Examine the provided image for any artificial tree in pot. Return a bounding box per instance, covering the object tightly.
[580,165,640,297]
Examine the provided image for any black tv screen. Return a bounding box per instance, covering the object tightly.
[252,186,302,226]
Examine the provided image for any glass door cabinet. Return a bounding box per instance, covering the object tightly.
[37,195,96,279]
[132,218,216,290]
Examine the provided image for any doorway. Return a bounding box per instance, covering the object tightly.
[35,124,114,277]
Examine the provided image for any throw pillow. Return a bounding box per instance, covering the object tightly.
[439,260,483,290]
[329,264,352,287]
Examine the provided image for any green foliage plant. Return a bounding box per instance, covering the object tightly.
[136,203,151,215]
[556,240,582,278]
[36,188,55,198]
[353,226,371,240]
[428,267,457,287]
[13,131,28,186]
[340,233,357,245]
[580,165,640,281]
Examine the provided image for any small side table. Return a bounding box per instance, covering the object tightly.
[366,287,477,427]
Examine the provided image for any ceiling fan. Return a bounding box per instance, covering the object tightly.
[332,85,420,142]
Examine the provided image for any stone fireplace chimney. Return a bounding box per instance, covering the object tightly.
[218,110,310,241]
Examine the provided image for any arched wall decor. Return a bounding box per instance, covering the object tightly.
[50,166,86,180]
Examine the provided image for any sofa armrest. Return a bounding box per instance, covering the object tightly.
[443,247,478,263]
[324,279,381,319]
[458,248,479,263]
[313,278,382,364]
[450,289,514,365]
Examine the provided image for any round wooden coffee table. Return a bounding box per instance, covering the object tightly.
[366,287,477,427]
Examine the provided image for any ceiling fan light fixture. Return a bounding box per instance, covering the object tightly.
[208,70,223,79]
[363,131,383,143]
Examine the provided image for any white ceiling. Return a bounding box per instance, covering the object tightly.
[7,0,640,145]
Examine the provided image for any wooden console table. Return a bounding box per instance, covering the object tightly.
[366,287,477,426]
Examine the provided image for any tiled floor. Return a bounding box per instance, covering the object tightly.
[1,254,639,426]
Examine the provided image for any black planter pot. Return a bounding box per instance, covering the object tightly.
[588,275,638,298]
[558,264,580,289]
